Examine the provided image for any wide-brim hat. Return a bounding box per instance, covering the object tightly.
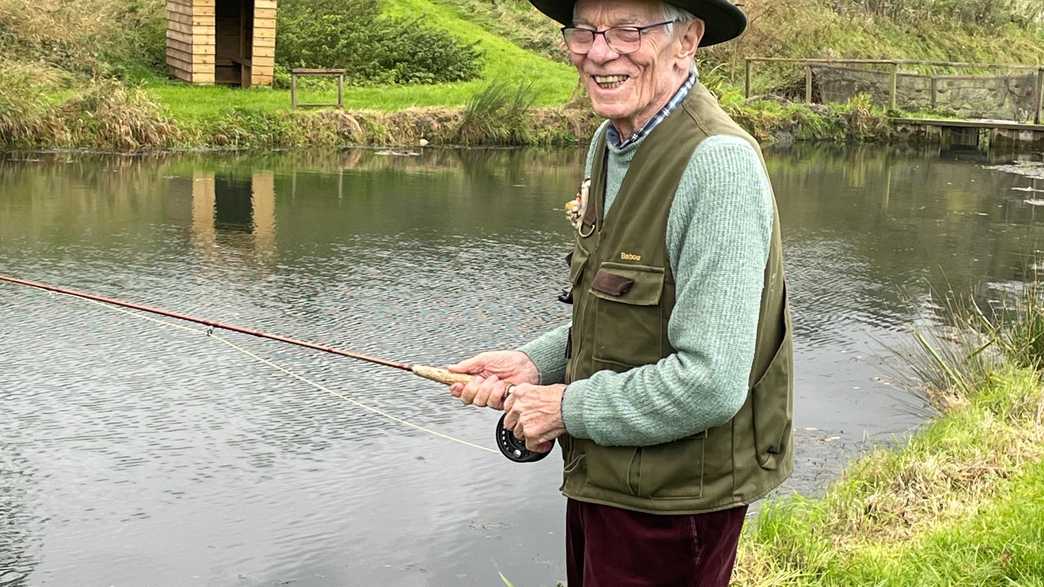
[530,0,747,47]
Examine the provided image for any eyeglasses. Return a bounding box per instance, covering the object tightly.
[561,20,678,55]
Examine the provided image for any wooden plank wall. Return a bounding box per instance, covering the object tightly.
[251,0,276,86]
[167,0,216,84]
[168,0,275,86]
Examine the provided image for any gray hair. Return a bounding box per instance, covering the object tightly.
[661,2,696,33]
[662,3,699,74]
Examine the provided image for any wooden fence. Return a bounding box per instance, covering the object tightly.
[743,58,1044,124]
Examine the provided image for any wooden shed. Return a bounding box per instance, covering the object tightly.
[166,0,277,87]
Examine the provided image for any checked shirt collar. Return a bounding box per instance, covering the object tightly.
[606,71,697,150]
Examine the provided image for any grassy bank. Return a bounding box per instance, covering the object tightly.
[1,0,1041,151]
[734,286,1044,585]
[0,54,897,151]
[143,0,577,122]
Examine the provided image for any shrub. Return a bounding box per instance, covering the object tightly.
[0,0,166,78]
[835,0,1044,27]
[276,0,483,85]
[99,0,167,79]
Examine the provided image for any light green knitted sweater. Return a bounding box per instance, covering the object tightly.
[518,121,775,447]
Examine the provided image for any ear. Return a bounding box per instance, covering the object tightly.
[676,18,704,60]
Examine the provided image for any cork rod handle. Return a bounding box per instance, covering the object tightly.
[411,365,473,386]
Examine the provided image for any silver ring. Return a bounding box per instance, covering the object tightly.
[504,383,515,397]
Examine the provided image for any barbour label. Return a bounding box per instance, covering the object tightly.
[619,252,641,262]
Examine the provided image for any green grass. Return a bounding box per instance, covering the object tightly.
[837,462,1044,585]
[143,0,577,122]
[734,291,1044,587]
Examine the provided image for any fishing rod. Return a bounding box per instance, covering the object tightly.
[0,273,549,463]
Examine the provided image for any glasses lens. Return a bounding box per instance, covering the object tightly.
[605,28,641,53]
[563,28,595,52]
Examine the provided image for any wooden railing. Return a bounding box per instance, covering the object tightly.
[743,58,1044,123]
[290,68,347,110]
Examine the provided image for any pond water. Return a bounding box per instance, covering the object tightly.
[1,145,1043,586]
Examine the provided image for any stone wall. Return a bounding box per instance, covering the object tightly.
[812,65,1041,121]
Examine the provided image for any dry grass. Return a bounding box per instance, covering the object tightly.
[60,80,180,150]
[0,71,179,150]
[0,0,164,75]
[0,59,70,146]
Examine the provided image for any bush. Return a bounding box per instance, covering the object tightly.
[0,0,166,78]
[99,0,167,79]
[276,0,483,85]
[835,0,1044,27]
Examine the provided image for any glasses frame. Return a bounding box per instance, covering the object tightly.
[560,19,678,55]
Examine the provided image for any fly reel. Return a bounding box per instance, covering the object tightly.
[496,413,552,463]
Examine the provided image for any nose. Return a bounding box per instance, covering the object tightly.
[585,31,619,64]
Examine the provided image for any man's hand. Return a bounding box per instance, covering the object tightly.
[503,383,567,453]
[448,351,539,410]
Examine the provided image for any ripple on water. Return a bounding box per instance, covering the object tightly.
[2,145,1041,585]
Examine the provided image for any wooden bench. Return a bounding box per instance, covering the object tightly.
[290,68,346,109]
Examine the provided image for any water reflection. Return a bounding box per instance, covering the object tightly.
[190,171,278,262]
[1,145,1043,586]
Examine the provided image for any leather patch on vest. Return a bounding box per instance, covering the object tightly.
[591,269,635,297]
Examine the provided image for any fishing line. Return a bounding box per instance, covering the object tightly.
[57,291,498,455]
[3,274,547,462]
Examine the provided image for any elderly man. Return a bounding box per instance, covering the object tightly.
[449,0,793,583]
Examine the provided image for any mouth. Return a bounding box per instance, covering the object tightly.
[591,74,629,90]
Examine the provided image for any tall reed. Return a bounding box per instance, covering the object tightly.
[889,275,1044,413]
[455,81,536,146]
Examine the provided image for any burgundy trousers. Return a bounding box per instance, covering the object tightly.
[565,499,748,587]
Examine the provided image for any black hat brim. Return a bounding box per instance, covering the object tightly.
[529,0,746,47]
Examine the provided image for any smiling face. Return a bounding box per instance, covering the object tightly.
[569,0,703,139]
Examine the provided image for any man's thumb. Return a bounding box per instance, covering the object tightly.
[448,354,485,374]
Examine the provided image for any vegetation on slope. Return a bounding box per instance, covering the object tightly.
[276,0,484,85]
[0,0,1041,150]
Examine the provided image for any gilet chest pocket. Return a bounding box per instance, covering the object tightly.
[590,262,666,368]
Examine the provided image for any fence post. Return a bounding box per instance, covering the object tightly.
[889,62,899,110]
[337,74,344,110]
[805,64,813,103]
[291,72,298,109]
[929,76,937,110]
[744,59,752,99]
[1036,67,1044,125]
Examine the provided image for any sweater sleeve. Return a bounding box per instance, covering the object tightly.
[514,122,611,385]
[517,323,570,384]
[561,135,774,446]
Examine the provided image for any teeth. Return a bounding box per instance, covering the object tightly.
[593,74,627,84]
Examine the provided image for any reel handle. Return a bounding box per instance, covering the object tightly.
[496,413,552,463]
